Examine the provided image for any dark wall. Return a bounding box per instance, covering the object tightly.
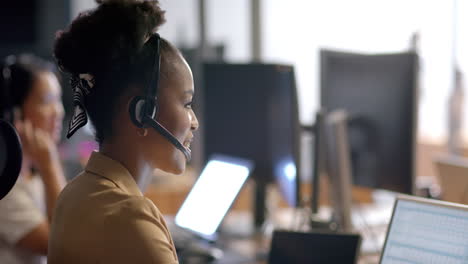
[0,0,71,59]
[0,0,73,118]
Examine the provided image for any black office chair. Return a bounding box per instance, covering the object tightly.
[0,119,22,200]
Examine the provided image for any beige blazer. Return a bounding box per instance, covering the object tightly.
[48,152,178,264]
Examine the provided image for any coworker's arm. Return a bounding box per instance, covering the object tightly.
[12,120,66,255]
[13,153,63,255]
[18,120,66,222]
[38,160,65,222]
[15,222,49,255]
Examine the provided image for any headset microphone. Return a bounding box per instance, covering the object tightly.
[142,116,191,161]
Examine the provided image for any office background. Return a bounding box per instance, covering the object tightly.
[75,0,468,145]
[2,1,468,263]
[2,0,468,195]
[3,0,468,145]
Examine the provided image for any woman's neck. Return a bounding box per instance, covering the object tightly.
[100,140,151,189]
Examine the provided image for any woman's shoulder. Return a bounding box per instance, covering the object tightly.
[54,170,126,218]
[110,195,162,221]
[60,171,158,216]
[58,170,120,200]
[102,195,173,243]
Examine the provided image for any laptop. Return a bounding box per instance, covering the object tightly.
[434,155,468,204]
[380,195,468,263]
[169,154,253,245]
[268,230,361,264]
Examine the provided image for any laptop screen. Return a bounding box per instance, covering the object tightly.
[380,197,468,263]
[268,230,361,264]
[175,155,253,237]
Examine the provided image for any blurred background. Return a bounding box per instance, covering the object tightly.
[2,0,468,207]
[2,0,468,197]
[2,0,468,145]
[2,0,468,262]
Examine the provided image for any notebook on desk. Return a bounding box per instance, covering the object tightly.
[379,195,468,263]
[167,154,254,262]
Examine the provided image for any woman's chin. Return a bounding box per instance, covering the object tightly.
[172,150,189,174]
[151,149,187,175]
[167,161,186,175]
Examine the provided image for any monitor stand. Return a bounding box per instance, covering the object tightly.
[253,178,267,229]
[310,110,337,232]
[309,110,354,233]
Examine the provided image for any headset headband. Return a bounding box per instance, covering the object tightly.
[143,33,161,120]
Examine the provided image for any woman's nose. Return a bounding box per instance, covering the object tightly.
[190,110,199,131]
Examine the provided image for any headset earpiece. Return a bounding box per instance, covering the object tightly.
[1,56,16,123]
[129,96,146,128]
[129,95,159,128]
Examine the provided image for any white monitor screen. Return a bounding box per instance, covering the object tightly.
[381,198,468,264]
[175,155,253,237]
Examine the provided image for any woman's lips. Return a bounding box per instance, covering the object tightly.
[183,138,193,149]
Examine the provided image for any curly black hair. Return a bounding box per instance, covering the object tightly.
[54,0,170,144]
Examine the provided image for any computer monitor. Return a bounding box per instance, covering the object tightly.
[320,49,418,194]
[202,63,301,209]
[380,196,468,263]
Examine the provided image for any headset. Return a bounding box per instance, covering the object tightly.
[128,33,191,161]
[1,56,17,123]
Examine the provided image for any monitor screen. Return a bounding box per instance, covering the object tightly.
[175,155,253,237]
[381,197,468,263]
[320,50,417,194]
[203,63,301,207]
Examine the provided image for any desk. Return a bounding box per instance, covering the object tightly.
[216,234,269,264]
[198,205,390,264]
[145,168,394,264]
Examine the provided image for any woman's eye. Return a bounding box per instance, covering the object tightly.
[185,101,193,109]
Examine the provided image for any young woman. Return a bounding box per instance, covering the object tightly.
[0,54,65,264]
[48,1,198,263]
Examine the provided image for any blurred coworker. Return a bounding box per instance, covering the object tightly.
[0,54,66,264]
